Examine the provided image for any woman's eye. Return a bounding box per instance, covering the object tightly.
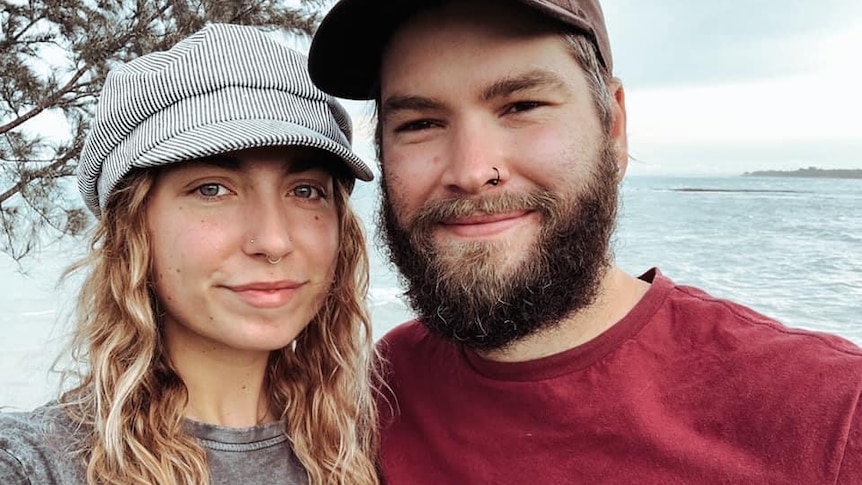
[292,184,324,199]
[196,183,228,198]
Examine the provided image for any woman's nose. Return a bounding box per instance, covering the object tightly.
[242,198,294,262]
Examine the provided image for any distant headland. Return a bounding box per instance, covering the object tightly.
[742,167,862,179]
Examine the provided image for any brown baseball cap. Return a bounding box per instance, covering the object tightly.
[308,0,613,101]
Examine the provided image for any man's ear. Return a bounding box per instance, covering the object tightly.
[608,77,628,181]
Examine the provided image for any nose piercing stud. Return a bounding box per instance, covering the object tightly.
[488,167,500,186]
[266,255,282,265]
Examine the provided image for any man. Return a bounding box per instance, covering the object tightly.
[308,0,862,483]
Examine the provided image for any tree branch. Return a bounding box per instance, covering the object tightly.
[0,64,90,135]
[0,150,78,205]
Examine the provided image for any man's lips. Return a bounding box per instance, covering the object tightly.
[439,210,534,238]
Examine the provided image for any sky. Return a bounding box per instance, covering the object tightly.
[325,0,862,176]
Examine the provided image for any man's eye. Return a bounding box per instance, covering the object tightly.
[394,119,438,132]
[506,101,543,114]
[293,184,324,199]
[196,183,228,198]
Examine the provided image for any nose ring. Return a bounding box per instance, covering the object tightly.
[488,167,500,186]
[266,255,282,265]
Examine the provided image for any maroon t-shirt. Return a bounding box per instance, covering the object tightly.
[377,269,862,484]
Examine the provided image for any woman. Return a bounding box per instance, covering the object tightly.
[0,24,379,485]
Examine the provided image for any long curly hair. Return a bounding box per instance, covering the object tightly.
[60,167,379,485]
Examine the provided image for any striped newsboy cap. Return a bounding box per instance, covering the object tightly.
[78,23,373,217]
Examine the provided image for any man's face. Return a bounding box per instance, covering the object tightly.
[377,0,627,350]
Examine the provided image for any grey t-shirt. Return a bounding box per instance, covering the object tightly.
[0,402,308,484]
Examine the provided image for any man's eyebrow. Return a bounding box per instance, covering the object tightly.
[480,70,566,102]
[380,95,444,120]
[380,70,566,120]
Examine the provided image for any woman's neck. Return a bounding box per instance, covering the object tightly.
[165,328,277,427]
[181,368,276,427]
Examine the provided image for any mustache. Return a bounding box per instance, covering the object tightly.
[408,190,558,232]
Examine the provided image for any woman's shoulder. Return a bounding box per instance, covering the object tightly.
[0,402,88,484]
[0,401,79,437]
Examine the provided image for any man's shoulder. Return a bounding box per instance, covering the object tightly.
[378,319,428,345]
[657,273,862,371]
[376,319,461,367]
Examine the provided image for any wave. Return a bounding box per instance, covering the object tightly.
[368,286,407,307]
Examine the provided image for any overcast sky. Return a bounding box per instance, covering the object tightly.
[336,0,862,176]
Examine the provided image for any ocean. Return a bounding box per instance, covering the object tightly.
[2,175,860,411]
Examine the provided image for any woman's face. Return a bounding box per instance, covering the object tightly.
[146,147,341,357]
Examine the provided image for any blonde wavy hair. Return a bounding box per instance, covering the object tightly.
[60,166,380,485]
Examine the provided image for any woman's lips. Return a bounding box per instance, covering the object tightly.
[226,280,304,308]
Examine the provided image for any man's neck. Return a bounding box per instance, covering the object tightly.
[477,266,649,363]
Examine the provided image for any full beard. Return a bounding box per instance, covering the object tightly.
[379,140,620,352]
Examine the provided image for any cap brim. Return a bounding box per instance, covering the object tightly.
[133,119,372,180]
[309,0,421,100]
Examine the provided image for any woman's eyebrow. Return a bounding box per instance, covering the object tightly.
[189,155,242,171]
[284,155,338,175]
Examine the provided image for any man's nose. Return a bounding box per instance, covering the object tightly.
[439,119,507,194]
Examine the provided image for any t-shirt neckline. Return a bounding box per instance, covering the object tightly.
[462,268,672,382]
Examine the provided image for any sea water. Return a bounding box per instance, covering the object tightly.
[1,175,859,410]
